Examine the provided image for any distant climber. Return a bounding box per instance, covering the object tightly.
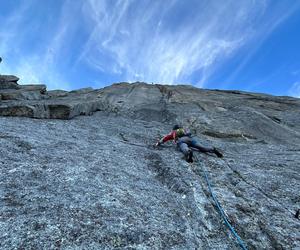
[155,125,223,162]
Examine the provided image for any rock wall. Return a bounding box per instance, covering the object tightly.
[0,75,300,249]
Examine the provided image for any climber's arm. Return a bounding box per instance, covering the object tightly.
[156,131,176,146]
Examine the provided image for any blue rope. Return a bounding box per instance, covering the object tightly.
[196,156,248,250]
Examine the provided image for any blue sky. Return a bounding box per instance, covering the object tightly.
[0,0,300,97]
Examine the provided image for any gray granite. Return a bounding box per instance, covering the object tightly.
[0,81,300,249]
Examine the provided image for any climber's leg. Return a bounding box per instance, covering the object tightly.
[178,142,193,162]
[191,139,223,157]
[191,139,214,153]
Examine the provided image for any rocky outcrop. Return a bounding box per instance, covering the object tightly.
[0,75,20,89]
[0,75,105,118]
[0,76,300,249]
[0,75,47,101]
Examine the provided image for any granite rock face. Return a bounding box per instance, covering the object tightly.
[0,75,20,89]
[0,79,300,249]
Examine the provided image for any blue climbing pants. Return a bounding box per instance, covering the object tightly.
[177,136,214,156]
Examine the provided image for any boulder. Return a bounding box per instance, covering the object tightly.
[0,75,20,89]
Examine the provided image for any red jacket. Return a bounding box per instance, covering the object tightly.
[161,130,177,143]
[159,128,191,144]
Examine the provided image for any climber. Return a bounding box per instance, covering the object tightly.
[155,125,223,163]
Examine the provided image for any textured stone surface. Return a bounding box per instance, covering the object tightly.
[0,82,300,249]
[0,89,46,101]
[0,75,20,89]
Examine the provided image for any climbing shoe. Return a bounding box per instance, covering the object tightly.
[186,150,193,163]
[213,147,223,158]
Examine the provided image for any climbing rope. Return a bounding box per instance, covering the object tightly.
[194,154,248,250]
[121,137,247,248]
[222,156,295,217]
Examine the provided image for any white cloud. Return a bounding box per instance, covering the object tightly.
[0,2,31,61]
[1,0,299,91]
[224,1,300,87]
[1,56,71,91]
[288,82,300,98]
[76,0,277,86]
[0,0,80,90]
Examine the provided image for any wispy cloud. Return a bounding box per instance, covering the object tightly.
[77,0,271,86]
[0,0,81,90]
[223,1,300,87]
[1,56,71,90]
[0,2,44,86]
[1,0,299,92]
[0,2,31,61]
[288,82,300,98]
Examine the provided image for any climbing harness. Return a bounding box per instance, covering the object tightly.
[194,154,248,250]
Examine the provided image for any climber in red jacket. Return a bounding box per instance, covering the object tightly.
[156,124,223,163]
